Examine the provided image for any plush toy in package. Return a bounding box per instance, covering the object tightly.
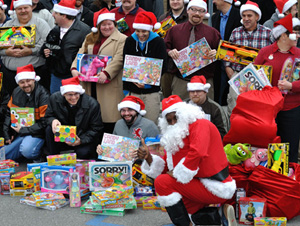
[239,197,267,225]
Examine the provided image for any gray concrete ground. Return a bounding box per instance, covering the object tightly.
[1,162,300,226]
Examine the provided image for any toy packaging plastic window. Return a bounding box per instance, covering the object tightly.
[69,169,81,207]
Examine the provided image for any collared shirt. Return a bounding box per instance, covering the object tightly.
[60,20,75,40]
[227,24,274,72]
[76,6,83,21]
[220,6,232,40]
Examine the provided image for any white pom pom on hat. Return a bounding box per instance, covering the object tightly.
[91,8,115,33]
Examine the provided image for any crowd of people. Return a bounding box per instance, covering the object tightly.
[0,0,300,225]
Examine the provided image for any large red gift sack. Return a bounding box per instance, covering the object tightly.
[223,86,284,148]
[248,164,300,220]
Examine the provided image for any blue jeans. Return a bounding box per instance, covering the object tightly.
[50,74,70,94]
[5,135,44,160]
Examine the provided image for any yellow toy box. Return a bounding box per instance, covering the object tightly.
[267,143,289,176]
[153,16,176,38]
[104,184,133,200]
[142,196,161,210]
[0,137,4,147]
[54,125,76,143]
[132,163,154,186]
[10,171,35,196]
[254,217,286,226]
[47,153,77,166]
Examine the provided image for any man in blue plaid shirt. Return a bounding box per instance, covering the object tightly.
[225,1,274,115]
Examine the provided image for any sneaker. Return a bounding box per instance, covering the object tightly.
[223,204,237,226]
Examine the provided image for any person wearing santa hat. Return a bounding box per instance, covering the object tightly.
[254,14,300,164]
[225,0,274,115]
[133,95,236,225]
[264,0,298,29]
[71,8,127,135]
[3,64,49,162]
[74,0,94,27]
[110,0,145,37]
[0,0,51,95]
[0,0,10,27]
[41,0,90,94]
[186,75,228,138]
[44,76,103,159]
[123,11,167,124]
[164,0,221,101]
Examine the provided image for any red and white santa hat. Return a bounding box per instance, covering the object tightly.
[187,75,211,93]
[117,96,146,116]
[0,0,7,10]
[224,0,241,6]
[60,76,85,95]
[161,95,183,118]
[9,0,31,15]
[273,13,296,40]
[240,1,261,21]
[53,0,78,16]
[15,64,40,84]
[133,11,161,31]
[91,8,115,33]
[187,0,210,18]
[274,0,297,18]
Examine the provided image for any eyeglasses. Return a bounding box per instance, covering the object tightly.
[65,93,80,98]
[120,108,135,113]
[189,7,206,14]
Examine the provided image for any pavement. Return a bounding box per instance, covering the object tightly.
[1,162,300,226]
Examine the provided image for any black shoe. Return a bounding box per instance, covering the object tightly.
[191,207,221,225]
[165,199,190,226]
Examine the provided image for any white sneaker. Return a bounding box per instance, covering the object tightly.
[224,204,237,226]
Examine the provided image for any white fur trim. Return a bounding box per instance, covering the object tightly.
[132,23,153,31]
[141,154,165,179]
[53,4,78,16]
[279,13,284,18]
[187,83,211,92]
[159,102,205,155]
[166,152,173,171]
[272,24,287,39]
[234,1,241,6]
[91,27,98,33]
[204,13,210,19]
[187,0,207,11]
[0,3,7,10]
[15,71,36,83]
[118,100,140,112]
[173,158,199,184]
[97,13,115,25]
[283,0,297,14]
[293,18,300,27]
[14,0,32,8]
[200,178,236,199]
[224,0,233,3]
[184,0,189,4]
[240,4,261,21]
[157,192,182,207]
[60,84,85,95]
[289,33,297,41]
[139,109,146,116]
[8,10,14,15]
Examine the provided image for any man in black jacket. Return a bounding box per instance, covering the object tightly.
[44,76,103,159]
[41,0,90,94]
[75,0,93,27]
[3,64,49,161]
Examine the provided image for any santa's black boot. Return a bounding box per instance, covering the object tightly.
[191,207,221,225]
[165,199,191,226]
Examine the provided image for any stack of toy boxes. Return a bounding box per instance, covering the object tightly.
[0,137,4,160]
[134,185,153,207]
[27,162,49,192]
[81,185,136,216]
[0,159,19,173]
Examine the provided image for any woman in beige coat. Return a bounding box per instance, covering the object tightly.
[71,8,126,133]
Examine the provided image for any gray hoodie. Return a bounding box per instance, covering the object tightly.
[263,12,279,29]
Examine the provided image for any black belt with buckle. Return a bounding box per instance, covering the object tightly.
[205,165,229,182]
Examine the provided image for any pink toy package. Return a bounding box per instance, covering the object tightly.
[76,159,96,189]
[69,169,81,207]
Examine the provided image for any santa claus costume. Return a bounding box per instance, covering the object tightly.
[141,95,236,225]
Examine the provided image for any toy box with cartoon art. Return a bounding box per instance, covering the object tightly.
[132,163,154,186]
[99,133,139,162]
[54,125,76,143]
[142,196,161,210]
[90,195,137,210]
[216,40,259,65]
[239,197,267,225]
[32,191,66,207]
[0,137,4,147]
[104,184,134,199]
[0,159,19,169]
[0,173,10,195]
[47,153,77,166]
[254,217,287,226]
[134,185,153,197]
[92,190,127,206]
[76,159,95,189]
[153,16,176,38]
[10,171,35,196]
[40,165,75,194]
[267,143,289,176]
[10,107,35,127]
[77,54,112,82]
[80,198,125,216]
[135,196,149,207]
[0,25,36,49]
[89,161,132,191]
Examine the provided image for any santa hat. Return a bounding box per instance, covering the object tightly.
[293,17,300,28]
[133,11,161,31]
[92,8,115,33]
[240,1,261,21]
[53,0,78,16]
[161,95,183,118]
[9,0,32,15]
[274,0,297,18]
[15,64,40,84]
[187,75,211,93]
[0,0,7,10]
[273,14,296,40]
[117,96,146,116]
[224,0,241,6]
[60,76,85,95]
[187,0,210,18]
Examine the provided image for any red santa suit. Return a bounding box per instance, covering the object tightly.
[141,96,236,214]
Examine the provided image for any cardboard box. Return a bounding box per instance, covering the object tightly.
[239,197,267,225]
[236,188,246,219]
[47,153,77,166]
[10,107,35,127]
[254,217,287,226]
[54,125,76,143]
[267,143,289,176]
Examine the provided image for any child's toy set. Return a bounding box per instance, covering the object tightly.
[10,171,36,196]
[142,196,161,210]
[0,160,19,173]
[47,153,77,166]
[267,143,289,176]
[69,169,81,207]
[239,197,267,225]
[0,25,36,48]
[254,217,287,226]
[10,107,35,127]
[0,173,10,195]
[54,126,76,143]
[0,137,4,161]
[152,16,176,38]
[132,163,154,186]
[32,191,66,207]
